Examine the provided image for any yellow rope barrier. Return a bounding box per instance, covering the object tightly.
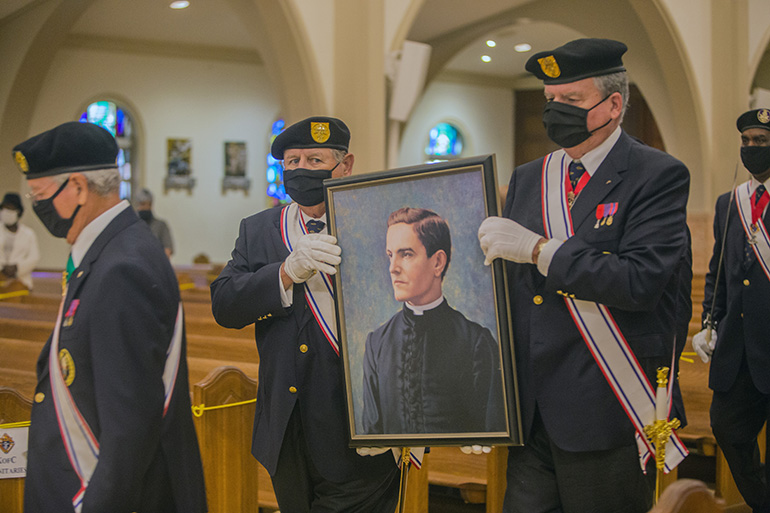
[191,398,256,417]
[0,421,30,429]
[179,283,196,291]
[0,289,29,300]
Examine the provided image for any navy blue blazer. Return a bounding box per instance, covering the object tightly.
[210,205,395,482]
[502,131,690,452]
[24,207,207,513]
[703,191,770,394]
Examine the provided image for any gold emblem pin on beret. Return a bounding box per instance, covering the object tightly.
[758,109,770,124]
[538,55,561,78]
[14,151,29,173]
[311,122,331,143]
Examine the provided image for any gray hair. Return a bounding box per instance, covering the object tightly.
[593,71,629,123]
[331,149,348,163]
[50,168,121,196]
[135,188,153,204]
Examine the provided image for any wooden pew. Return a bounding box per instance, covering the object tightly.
[191,366,263,512]
[649,478,724,513]
[0,387,32,513]
[425,446,507,512]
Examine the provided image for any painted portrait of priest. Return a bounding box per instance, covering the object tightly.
[361,207,506,435]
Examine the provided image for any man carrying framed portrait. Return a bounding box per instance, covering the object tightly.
[478,38,691,513]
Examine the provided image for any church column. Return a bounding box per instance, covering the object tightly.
[333,0,387,174]
[710,0,750,199]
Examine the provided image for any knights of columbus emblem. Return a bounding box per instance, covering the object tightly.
[0,433,15,454]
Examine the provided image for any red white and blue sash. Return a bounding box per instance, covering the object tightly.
[736,180,770,281]
[49,289,184,511]
[541,149,687,472]
[393,446,425,469]
[280,203,339,355]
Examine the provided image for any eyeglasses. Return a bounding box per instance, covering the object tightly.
[25,179,68,205]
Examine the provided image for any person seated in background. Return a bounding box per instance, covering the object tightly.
[134,188,174,257]
[0,192,40,290]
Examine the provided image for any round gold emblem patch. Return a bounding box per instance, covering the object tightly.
[14,151,29,173]
[758,109,770,124]
[311,122,331,143]
[538,55,561,79]
[59,348,76,386]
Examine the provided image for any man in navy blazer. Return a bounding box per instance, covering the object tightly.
[478,39,690,513]
[17,122,206,512]
[211,117,399,512]
[694,108,770,512]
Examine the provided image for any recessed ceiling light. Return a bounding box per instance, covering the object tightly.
[170,1,190,9]
[481,55,492,63]
[514,43,532,53]
[486,40,496,48]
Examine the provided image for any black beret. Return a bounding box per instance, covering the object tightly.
[1,192,23,215]
[736,109,770,132]
[271,116,350,160]
[13,121,118,179]
[526,38,627,85]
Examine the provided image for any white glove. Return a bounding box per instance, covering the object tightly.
[478,217,542,265]
[356,447,391,457]
[283,233,342,283]
[692,328,717,363]
[460,445,492,455]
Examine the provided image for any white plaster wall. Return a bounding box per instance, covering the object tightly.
[749,0,770,69]
[384,0,416,51]
[27,47,279,268]
[657,0,712,130]
[399,79,514,187]
[291,0,335,113]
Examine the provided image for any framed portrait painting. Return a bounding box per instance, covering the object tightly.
[222,141,251,192]
[325,154,522,447]
[165,138,195,191]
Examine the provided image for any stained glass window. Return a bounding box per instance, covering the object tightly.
[267,119,289,205]
[425,122,463,161]
[80,101,134,199]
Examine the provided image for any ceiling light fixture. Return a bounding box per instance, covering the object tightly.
[481,55,492,63]
[514,43,532,53]
[486,40,496,48]
[170,1,190,9]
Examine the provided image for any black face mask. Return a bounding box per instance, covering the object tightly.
[740,146,770,177]
[138,209,154,222]
[284,163,339,207]
[542,94,613,148]
[32,178,81,238]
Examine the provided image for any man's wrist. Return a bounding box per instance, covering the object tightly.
[532,238,548,264]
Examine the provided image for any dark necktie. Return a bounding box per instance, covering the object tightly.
[569,161,586,190]
[305,219,325,234]
[744,185,767,269]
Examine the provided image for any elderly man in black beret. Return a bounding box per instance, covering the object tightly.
[16,121,207,512]
[0,191,39,289]
[211,117,400,512]
[694,108,770,512]
[478,38,691,512]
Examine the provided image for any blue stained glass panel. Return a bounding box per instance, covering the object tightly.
[267,119,289,205]
[425,122,463,157]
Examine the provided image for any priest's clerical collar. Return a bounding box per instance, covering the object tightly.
[405,296,445,316]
